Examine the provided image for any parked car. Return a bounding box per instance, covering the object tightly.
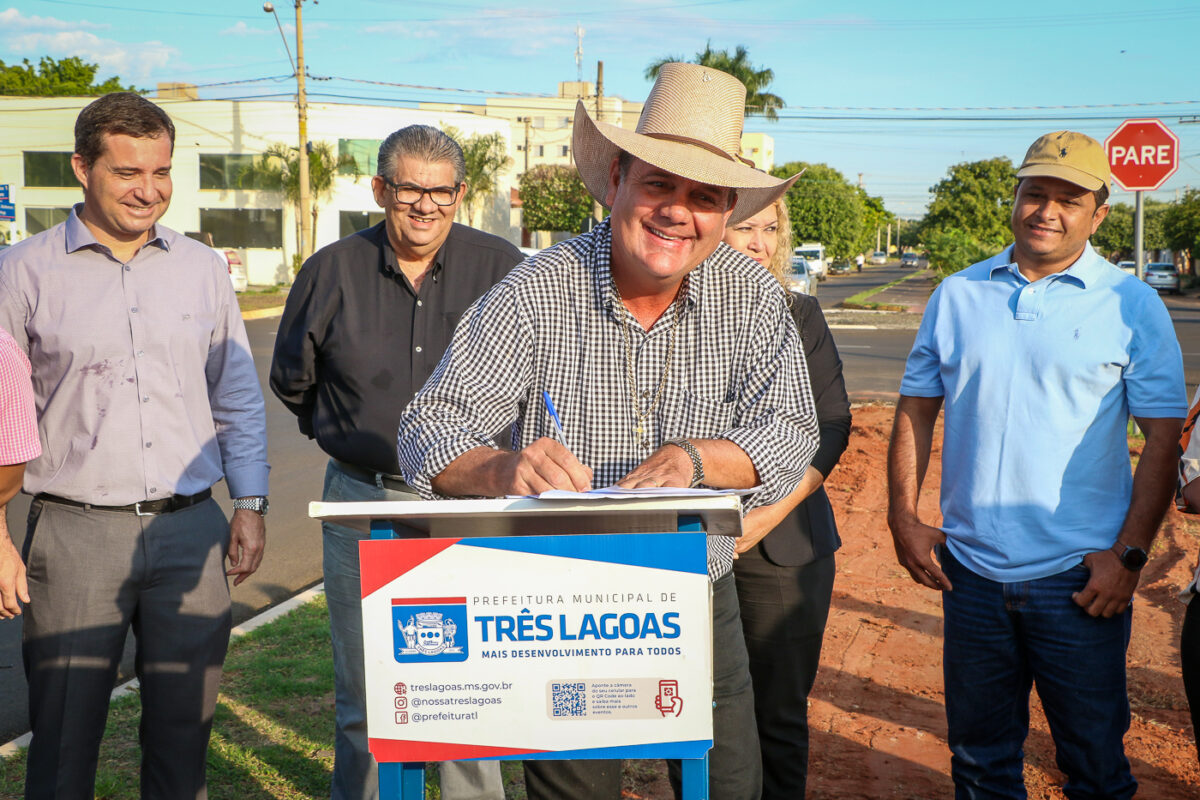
[1144,262,1181,295]
[829,258,852,276]
[794,244,827,281]
[1116,260,1136,275]
[870,250,888,265]
[185,231,248,292]
[788,257,817,297]
[900,252,919,269]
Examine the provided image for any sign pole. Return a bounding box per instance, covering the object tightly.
[1134,191,1144,280]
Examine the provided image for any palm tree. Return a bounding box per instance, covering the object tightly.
[238,141,356,256]
[442,126,513,228]
[645,43,784,120]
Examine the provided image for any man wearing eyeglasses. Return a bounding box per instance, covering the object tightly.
[270,124,521,800]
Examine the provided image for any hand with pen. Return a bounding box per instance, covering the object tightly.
[429,391,593,497]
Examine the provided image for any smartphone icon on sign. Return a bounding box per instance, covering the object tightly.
[655,680,682,717]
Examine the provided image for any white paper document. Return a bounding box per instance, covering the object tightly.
[507,486,761,500]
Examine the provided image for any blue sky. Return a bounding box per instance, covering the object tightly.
[3,0,1198,218]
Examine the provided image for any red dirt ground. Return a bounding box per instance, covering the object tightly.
[622,404,1200,799]
[805,404,1200,799]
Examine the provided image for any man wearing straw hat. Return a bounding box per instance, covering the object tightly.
[398,63,813,799]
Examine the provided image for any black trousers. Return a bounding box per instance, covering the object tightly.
[523,572,761,799]
[1182,595,1200,766]
[733,549,836,800]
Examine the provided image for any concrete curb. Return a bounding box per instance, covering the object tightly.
[0,584,326,759]
[241,305,286,321]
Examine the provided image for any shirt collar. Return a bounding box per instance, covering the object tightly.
[988,242,1101,288]
[377,221,447,281]
[64,203,171,256]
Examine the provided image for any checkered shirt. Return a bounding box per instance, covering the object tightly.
[397,219,819,578]
[0,324,41,466]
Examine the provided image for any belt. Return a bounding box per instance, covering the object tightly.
[35,488,213,516]
[335,460,410,492]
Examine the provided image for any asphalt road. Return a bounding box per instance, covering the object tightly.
[2,262,1199,743]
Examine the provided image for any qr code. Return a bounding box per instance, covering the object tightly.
[551,682,586,717]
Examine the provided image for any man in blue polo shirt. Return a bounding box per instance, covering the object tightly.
[887,131,1186,799]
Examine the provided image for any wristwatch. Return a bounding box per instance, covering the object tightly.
[233,496,270,516]
[1111,540,1147,571]
[664,438,704,488]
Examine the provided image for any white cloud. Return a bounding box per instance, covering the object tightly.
[0,8,108,31]
[6,31,177,84]
[220,21,271,37]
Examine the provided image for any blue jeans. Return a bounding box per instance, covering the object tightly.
[322,459,503,800]
[941,549,1135,800]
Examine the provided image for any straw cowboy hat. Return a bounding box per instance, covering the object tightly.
[572,61,801,225]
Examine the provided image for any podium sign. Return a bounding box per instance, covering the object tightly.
[360,532,713,763]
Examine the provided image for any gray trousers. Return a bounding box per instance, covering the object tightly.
[322,459,504,800]
[21,496,232,800]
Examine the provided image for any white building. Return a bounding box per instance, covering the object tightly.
[0,92,517,285]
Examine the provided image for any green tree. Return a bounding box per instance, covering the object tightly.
[922,157,1016,246]
[646,43,784,120]
[444,126,513,228]
[1164,190,1200,271]
[238,141,356,258]
[0,56,134,96]
[918,157,1016,277]
[1089,200,1170,261]
[771,161,864,259]
[856,188,894,255]
[518,165,593,234]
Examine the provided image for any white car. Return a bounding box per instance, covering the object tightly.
[794,245,827,281]
[185,231,248,292]
[871,250,887,265]
[788,257,817,297]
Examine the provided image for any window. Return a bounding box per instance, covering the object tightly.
[24,152,74,188]
[559,146,569,157]
[532,145,544,157]
[199,154,261,191]
[530,117,546,129]
[199,208,283,249]
[25,207,71,235]
[339,139,381,176]
[339,210,385,238]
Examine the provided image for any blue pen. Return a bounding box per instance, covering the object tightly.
[542,390,567,446]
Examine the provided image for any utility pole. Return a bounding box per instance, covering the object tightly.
[522,117,531,173]
[264,1,312,263]
[886,223,891,256]
[592,61,605,222]
[294,0,312,263]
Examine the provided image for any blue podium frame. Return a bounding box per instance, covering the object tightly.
[369,513,713,800]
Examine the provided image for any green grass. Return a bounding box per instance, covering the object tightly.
[0,597,666,799]
[841,271,922,310]
[0,597,668,799]
[237,286,289,314]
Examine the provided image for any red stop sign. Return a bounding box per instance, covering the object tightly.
[1104,118,1179,191]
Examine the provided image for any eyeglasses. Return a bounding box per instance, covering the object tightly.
[382,178,460,207]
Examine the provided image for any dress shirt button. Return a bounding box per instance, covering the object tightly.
[137,350,145,357]
[641,390,650,399]
[417,300,423,307]
[145,442,152,448]
[130,307,138,313]
[124,266,131,272]
[143,396,150,403]
[415,346,423,353]
[150,487,156,493]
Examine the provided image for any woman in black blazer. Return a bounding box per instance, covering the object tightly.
[724,198,852,799]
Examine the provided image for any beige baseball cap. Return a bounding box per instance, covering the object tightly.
[1016,131,1110,191]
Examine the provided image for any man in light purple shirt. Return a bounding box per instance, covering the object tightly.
[0,92,269,800]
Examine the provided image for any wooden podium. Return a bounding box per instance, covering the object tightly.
[310,493,744,800]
